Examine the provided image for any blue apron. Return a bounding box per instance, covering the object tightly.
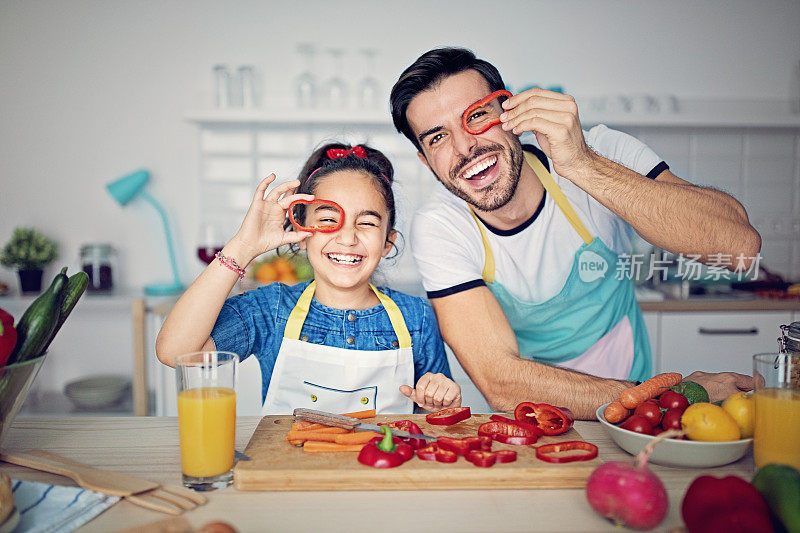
[468,152,651,381]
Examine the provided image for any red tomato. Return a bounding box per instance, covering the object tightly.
[620,414,654,435]
[658,390,689,411]
[634,400,662,427]
[661,407,685,431]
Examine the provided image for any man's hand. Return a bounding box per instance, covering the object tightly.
[399,373,461,412]
[499,87,594,179]
[684,371,755,402]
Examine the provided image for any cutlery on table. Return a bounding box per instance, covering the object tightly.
[0,449,206,515]
[293,408,437,440]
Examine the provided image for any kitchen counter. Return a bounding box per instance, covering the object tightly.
[640,297,800,312]
[0,416,755,532]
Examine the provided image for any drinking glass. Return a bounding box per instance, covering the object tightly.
[212,65,232,109]
[294,43,317,108]
[356,48,381,110]
[196,223,225,265]
[176,351,238,491]
[237,65,257,108]
[753,353,800,470]
[323,48,348,109]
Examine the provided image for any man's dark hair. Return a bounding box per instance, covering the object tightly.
[390,47,506,151]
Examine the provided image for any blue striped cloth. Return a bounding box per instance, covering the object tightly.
[11,479,118,533]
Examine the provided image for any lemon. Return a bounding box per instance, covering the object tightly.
[681,403,741,441]
[721,392,755,438]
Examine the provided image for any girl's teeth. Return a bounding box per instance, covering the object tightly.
[327,253,363,264]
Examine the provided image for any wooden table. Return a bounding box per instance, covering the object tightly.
[0,417,754,532]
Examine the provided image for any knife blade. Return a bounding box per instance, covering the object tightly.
[292,408,437,441]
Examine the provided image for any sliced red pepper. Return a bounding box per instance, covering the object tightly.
[0,307,17,368]
[489,415,545,437]
[437,436,492,456]
[425,406,471,426]
[535,441,598,463]
[495,450,518,464]
[462,89,513,135]
[357,425,414,468]
[514,402,575,436]
[379,420,425,450]
[478,421,540,445]
[416,442,458,463]
[288,199,345,233]
[465,450,497,468]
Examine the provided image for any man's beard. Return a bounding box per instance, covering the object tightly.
[438,142,524,212]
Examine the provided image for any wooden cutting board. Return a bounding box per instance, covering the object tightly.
[234,414,600,491]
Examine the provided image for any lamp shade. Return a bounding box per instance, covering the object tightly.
[106,169,150,206]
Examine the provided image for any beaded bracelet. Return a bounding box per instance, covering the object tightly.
[215,251,246,280]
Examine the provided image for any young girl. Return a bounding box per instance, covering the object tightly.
[156,143,460,414]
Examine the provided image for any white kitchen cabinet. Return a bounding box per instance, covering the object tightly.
[658,311,791,376]
[642,312,660,373]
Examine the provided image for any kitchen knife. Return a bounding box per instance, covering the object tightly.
[293,408,437,441]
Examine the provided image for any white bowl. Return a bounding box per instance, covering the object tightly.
[596,402,752,467]
[64,375,129,409]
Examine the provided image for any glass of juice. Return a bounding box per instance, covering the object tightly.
[753,353,800,470]
[175,351,238,491]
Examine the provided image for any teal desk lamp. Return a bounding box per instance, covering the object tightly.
[106,169,185,296]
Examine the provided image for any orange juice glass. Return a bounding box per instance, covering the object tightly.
[753,353,800,470]
[176,351,238,491]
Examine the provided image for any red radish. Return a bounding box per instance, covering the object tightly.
[585,429,682,530]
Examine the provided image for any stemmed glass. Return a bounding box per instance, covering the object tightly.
[356,49,381,110]
[323,48,348,109]
[196,223,225,265]
[294,43,317,108]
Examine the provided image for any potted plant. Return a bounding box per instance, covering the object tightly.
[0,227,58,293]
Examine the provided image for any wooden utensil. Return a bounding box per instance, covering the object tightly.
[0,449,207,515]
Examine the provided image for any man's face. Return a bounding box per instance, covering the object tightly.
[406,70,523,212]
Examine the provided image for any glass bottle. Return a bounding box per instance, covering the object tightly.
[80,243,116,292]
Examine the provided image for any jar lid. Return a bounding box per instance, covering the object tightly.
[787,321,800,341]
[80,243,114,255]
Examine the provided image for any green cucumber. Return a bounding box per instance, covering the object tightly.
[40,270,89,354]
[8,267,68,365]
[753,464,800,533]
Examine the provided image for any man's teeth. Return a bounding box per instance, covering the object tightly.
[463,156,497,179]
[327,253,363,265]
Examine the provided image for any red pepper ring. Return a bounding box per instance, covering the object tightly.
[489,415,545,437]
[465,450,497,468]
[535,441,598,463]
[462,89,513,135]
[425,406,471,426]
[478,421,540,445]
[416,443,458,463]
[514,402,575,436]
[437,436,492,456]
[287,199,345,233]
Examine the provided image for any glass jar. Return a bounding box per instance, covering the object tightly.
[778,321,800,387]
[80,243,116,292]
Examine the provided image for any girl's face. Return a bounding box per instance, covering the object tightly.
[300,170,395,292]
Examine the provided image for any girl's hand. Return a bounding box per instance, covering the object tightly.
[229,174,314,263]
[399,373,462,412]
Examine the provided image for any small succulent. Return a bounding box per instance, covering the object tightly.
[0,227,58,270]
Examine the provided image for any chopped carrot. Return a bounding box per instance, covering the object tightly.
[341,409,376,419]
[619,372,683,409]
[604,400,632,423]
[290,422,350,434]
[303,441,366,453]
[285,430,340,442]
[334,431,381,445]
[289,440,304,446]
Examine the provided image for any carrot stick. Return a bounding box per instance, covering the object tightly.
[289,440,304,446]
[619,372,683,409]
[285,430,339,442]
[290,422,350,434]
[334,431,381,445]
[303,441,366,453]
[341,409,376,419]
[604,400,632,423]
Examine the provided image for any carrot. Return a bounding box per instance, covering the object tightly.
[619,372,683,409]
[341,409,376,419]
[289,439,304,446]
[285,430,339,443]
[290,422,350,434]
[604,400,632,423]
[334,431,381,445]
[303,441,366,453]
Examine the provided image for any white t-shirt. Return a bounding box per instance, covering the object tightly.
[411,125,667,303]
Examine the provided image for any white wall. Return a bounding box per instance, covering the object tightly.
[1,0,799,289]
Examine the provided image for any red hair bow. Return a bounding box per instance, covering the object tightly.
[326,146,367,159]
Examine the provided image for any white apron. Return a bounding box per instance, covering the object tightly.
[261,281,415,414]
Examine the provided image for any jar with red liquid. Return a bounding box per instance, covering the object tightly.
[80,243,116,292]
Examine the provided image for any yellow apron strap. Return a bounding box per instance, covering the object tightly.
[467,208,496,284]
[284,280,316,339]
[524,152,593,245]
[370,285,412,349]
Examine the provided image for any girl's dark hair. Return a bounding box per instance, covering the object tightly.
[283,142,398,249]
[390,47,506,151]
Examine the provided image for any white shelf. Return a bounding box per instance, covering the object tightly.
[185,109,392,126]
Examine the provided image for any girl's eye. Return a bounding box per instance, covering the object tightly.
[358,221,378,228]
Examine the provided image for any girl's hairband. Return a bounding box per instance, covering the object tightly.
[307,146,390,184]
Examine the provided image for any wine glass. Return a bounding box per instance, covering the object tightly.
[294,43,317,109]
[356,49,381,110]
[323,48,348,109]
[196,223,225,265]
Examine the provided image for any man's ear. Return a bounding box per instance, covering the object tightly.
[382,230,397,258]
[416,151,431,172]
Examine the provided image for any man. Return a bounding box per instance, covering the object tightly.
[390,47,759,418]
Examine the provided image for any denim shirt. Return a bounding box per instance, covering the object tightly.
[210,281,451,402]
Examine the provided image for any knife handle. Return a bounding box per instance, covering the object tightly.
[293,408,359,428]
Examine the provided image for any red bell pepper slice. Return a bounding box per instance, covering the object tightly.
[478,421,540,445]
[357,425,414,468]
[489,415,545,437]
[462,89,513,135]
[465,450,497,468]
[287,199,345,233]
[416,442,458,463]
[495,450,518,464]
[682,475,773,533]
[535,441,598,463]
[437,436,492,456]
[514,402,575,436]
[379,420,425,450]
[425,406,471,426]
[0,307,17,368]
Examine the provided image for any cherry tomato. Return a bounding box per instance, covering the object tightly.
[661,407,685,431]
[658,390,690,411]
[620,414,654,435]
[634,399,663,427]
